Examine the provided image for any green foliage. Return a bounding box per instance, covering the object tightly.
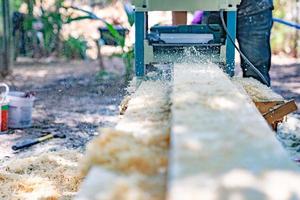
[23,0,35,31]
[13,0,135,67]
[105,23,125,47]
[67,5,134,78]
[12,0,23,10]
[62,36,87,59]
[15,0,88,59]
[106,24,133,80]
[272,0,299,57]
[40,8,63,54]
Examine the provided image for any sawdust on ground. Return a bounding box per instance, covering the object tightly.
[0,150,83,200]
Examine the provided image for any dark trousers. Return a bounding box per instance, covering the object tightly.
[202,5,273,86]
[237,8,273,86]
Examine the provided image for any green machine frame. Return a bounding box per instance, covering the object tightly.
[133,0,241,77]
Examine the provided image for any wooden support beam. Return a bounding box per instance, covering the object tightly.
[255,100,298,130]
[167,63,300,200]
[263,100,298,127]
[255,101,285,114]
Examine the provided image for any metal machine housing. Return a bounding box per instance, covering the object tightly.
[133,0,241,77]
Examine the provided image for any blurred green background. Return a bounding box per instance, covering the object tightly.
[1,0,300,63]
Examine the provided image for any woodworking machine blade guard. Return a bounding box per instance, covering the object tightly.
[148,24,225,64]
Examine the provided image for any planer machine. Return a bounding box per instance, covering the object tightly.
[133,0,241,77]
[132,0,298,129]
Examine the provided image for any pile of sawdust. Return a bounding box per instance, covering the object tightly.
[232,77,284,102]
[0,150,83,200]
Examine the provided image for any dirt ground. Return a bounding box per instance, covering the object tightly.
[0,58,126,162]
[0,56,299,163]
[270,56,300,113]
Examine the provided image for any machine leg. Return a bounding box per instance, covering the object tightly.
[226,11,237,76]
[135,11,145,77]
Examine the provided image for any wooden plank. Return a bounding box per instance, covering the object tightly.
[75,167,122,200]
[255,100,298,130]
[76,79,171,200]
[232,77,284,102]
[167,63,300,200]
[255,101,284,114]
[76,166,167,200]
[263,100,298,125]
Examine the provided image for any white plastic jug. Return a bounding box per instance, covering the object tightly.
[8,92,35,128]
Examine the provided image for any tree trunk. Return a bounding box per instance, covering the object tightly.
[0,0,12,77]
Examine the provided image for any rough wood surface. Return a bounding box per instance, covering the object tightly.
[76,166,166,200]
[167,64,300,200]
[116,80,171,147]
[232,77,284,102]
[76,79,171,200]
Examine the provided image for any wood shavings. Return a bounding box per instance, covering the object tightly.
[80,128,168,176]
[116,80,171,148]
[0,150,83,200]
[77,79,171,200]
[119,95,131,115]
[232,77,284,102]
[95,173,166,200]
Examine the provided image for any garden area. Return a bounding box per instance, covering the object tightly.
[0,0,299,199]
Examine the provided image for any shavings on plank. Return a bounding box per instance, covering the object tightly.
[232,77,284,102]
[80,128,169,176]
[76,167,166,200]
[116,80,171,148]
[78,79,171,200]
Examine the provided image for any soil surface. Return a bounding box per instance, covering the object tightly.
[0,59,126,162]
[270,56,300,114]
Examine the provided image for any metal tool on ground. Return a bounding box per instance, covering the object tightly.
[12,132,66,151]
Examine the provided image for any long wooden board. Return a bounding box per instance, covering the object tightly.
[76,79,171,200]
[167,63,300,200]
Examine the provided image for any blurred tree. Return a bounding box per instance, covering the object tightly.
[13,0,87,59]
[63,36,87,59]
[272,0,299,58]
[40,0,64,56]
[0,0,13,76]
[12,0,23,10]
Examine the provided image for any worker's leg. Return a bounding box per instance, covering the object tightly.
[237,8,273,86]
[172,11,187,25]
